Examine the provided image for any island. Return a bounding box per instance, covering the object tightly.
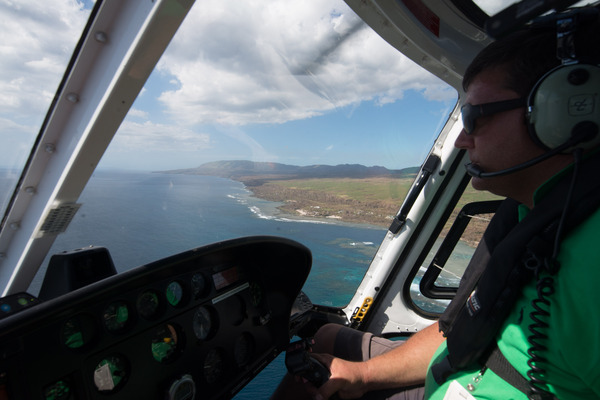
[162,160,500,246]
[163,160,419,227]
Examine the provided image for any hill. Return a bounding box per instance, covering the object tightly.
[161,160,498,235]
[164,160,419,185]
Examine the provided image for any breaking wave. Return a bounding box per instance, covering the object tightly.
[248,205,331,225]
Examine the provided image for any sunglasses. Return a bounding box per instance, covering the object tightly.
[461,98,526,134]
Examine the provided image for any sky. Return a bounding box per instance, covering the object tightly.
[0,0,483,172]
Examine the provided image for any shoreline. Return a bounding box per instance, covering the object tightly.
[246,183,396,228]
[245,179,401,227]
[156,171,496,247]
[245,190,387,230]
[242,180,492,247]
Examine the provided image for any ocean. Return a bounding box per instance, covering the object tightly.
[32,171,387,304]
[0,170,470,398]
[25,170,388,398]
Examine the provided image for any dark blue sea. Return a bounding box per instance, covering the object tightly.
[26,170,388,398]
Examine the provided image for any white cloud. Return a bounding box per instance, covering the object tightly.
[127,108,149,119]
[0,1,88,123]
[0,1,89,170]
[156,0,452,126]
[110,120,211,153]
[0,0,455,170]
[0,117,37,170]
[214,125,277,162]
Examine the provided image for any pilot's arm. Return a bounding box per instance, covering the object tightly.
[312,322,445,400]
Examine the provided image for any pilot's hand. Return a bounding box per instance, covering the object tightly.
[307,353,369,400]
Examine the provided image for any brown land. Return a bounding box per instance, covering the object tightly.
[248,178,405,227]
[242,177,501,247]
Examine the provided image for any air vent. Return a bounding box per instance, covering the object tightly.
[40,203,82,236]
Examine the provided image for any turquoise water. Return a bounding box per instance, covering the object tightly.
[33,171,387,305]
[27,170,388,398]
[0,170,474,398]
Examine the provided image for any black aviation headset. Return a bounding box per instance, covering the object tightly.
[464,6,600,179]
[527,62,600,150]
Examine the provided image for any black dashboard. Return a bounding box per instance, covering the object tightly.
[0,236,312,399]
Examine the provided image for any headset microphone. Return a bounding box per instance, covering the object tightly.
[466,122,598,178]
[466,145,567,178]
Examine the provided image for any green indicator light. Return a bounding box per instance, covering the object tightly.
[103,302,130,332]
[116,305,128,323]
[65,331,84,349]
[152,324,179,363]
[94,356,128,392]
[166,282,183,307]
[43,380,70,400]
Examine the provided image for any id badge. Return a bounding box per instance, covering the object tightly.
[442,380,476,400]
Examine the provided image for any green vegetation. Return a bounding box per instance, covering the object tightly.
[169,159,503,245]
[271,177,413,204]
[248,176,502,228]
[455,185,503,208]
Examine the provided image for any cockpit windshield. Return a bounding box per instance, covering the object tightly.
[0,2,93,218]
[3,0,458,305]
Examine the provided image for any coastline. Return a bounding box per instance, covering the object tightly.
[156,169,500,246]
[241,179,497,247]
[246,180,397,228]
[245,187,386,230]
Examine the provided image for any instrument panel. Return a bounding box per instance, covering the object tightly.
[0,236,311,399]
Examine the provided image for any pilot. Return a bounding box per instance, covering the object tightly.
[272,7,600,400]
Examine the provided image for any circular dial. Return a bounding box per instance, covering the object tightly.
[191,273,209,299]
[166,281,184,307]
[203,348,225,384]
[228,294,246,326]
[43,380,71,400]
[151,324,180,363]
[93,355,128,393]
[137,290,161,319]
[102,301,130,333]
[61,315,94,349]
[166,374,196,400]
[234,332,255,367]
[249,282,263,307]
[193,306,218,341]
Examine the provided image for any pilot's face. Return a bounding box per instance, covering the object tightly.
[454,67,546,205]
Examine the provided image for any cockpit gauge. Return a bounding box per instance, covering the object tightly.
[43,379,71,400]
[93,355,129,393]
[224,294,247,326]
[151,323,181,363]
[203,348,226,385]
[102,301,130,333]
[191,273,209,299]
[137,290,161,319]
[166,281,185,307]
[193,306,218,341]
[166,374,196,400]
[249,281,263,307]
[234,332,255,367]
[61,314,94,349]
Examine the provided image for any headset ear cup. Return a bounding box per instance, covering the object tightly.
[527,64,600,151]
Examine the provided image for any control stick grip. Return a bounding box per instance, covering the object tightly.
[285,338,331,387]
